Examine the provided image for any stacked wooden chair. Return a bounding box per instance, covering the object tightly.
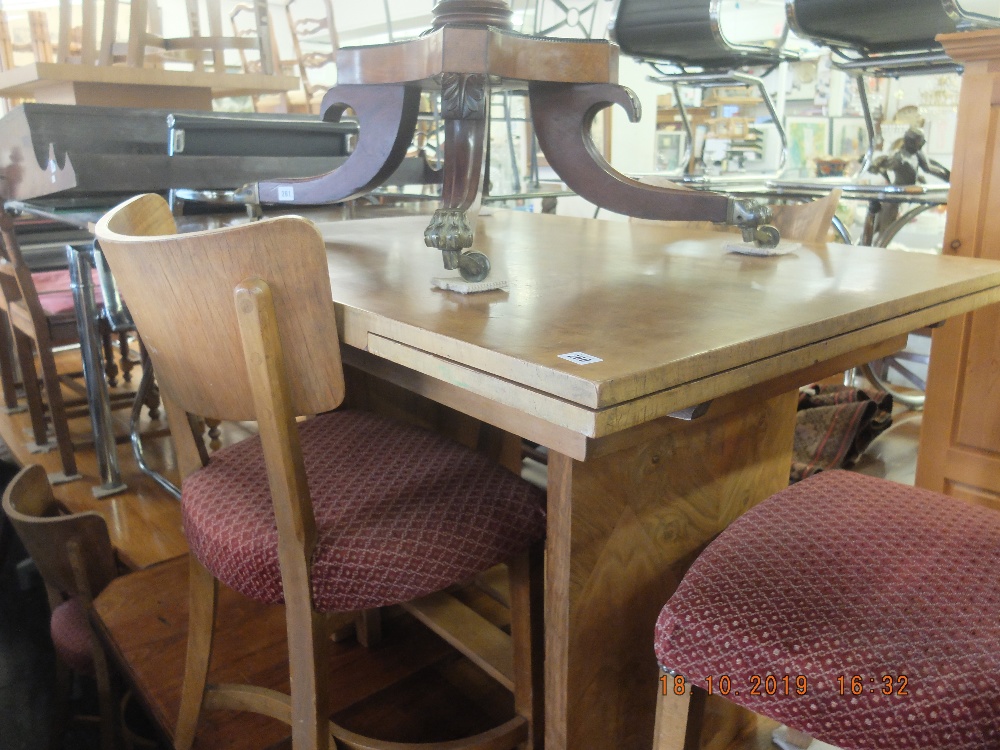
[0,211,137,481]
[285,0,339,113]
[95,193,546,750]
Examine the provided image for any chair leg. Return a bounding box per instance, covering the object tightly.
[101,326,118,388]
[137,342,160,420]
[88,609,121,750]
[284,590,331,750]
[653,681,706,750]
[35,341,77,478]
[118,332,135,384]
[508,542,545,750]
[0,310,20,411]
[49,658,73,750]
[355,609,382,648]
[174,557,220,750]
[15,333,47,448]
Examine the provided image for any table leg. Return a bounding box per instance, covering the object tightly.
[544,390,797,750]
[67,243,126,498]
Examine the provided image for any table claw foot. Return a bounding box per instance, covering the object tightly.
[425,209,475,255]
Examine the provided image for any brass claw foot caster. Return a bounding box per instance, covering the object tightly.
[425,209,475,253]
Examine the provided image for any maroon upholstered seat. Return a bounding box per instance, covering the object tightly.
[50,596,94,676]
[655,470,1000,750]
[184,409,547,613]
[32,269,104,316]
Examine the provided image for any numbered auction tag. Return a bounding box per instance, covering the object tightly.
[559,352,603,365]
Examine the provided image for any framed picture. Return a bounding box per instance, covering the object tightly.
[785,116,830,177]
[655,130,686,172]
[832,117,868,161]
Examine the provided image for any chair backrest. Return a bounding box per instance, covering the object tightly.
[94,193,345,425]
[104,0,262,71]
[286,0,338,103]
[786,0,1000,56]
[2,464,117,602]
[0,209,55,339]
[769,188,841,243]
[230,2,279,77]
[611,0,789,70]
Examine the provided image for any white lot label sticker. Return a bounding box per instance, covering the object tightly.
[559,351,603,365]
[277,185,295,202]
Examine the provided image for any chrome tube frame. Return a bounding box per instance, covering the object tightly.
[130,359,180,500]
[648,70,788,176]
[67,243,127,498]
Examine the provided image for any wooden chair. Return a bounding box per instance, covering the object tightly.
[95,193,545,750]
[285,0,339,112]
[102,0,264,71]
[0,210,134,482]
[652,469,1000,749]
[2,464,121,750]
[230,1,294,112]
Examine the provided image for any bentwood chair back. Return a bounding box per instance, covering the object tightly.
[95,194,545,750]
[95,195,344,424]
[3,463,121,750]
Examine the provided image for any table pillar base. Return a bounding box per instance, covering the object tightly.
[545,390,798,750]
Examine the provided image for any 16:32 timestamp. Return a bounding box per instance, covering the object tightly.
[838,675,909,696]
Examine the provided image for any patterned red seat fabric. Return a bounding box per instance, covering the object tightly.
[31,269,104,316]
[50,596,94,676]
[183,409,547,613]
[654,470,1000,750]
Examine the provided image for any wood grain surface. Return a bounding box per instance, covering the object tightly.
[322,211,1000,416]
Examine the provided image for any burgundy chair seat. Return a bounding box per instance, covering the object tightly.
[183,409,547,613]
[32,269,104,317]
[50,596,94,676]
[655,470,1000,750]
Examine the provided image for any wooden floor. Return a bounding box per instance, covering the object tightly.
[0,349,925,750]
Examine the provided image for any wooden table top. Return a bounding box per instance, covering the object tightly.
[0,62,299,99]
[320,210,1000,439]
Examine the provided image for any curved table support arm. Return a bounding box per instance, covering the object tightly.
[529,82,735,222]
[528,81,776,242]
[248,84,422,206]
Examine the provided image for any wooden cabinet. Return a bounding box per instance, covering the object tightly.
[916,29,1000,511]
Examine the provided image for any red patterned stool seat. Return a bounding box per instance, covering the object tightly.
[32,268,104,316]
[183,409,547,613]
[655,470,1000,750]
[50,596,94,676]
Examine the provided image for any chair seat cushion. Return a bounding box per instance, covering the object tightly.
[655,470,1000,750]
[50,596,94,676]
[33,269,104,316]
[183,409,546,613]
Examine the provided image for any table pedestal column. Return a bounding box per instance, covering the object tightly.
[545,390,798,750]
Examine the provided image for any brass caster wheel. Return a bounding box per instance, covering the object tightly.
[458,251,490,282]
[753,224,780,248]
